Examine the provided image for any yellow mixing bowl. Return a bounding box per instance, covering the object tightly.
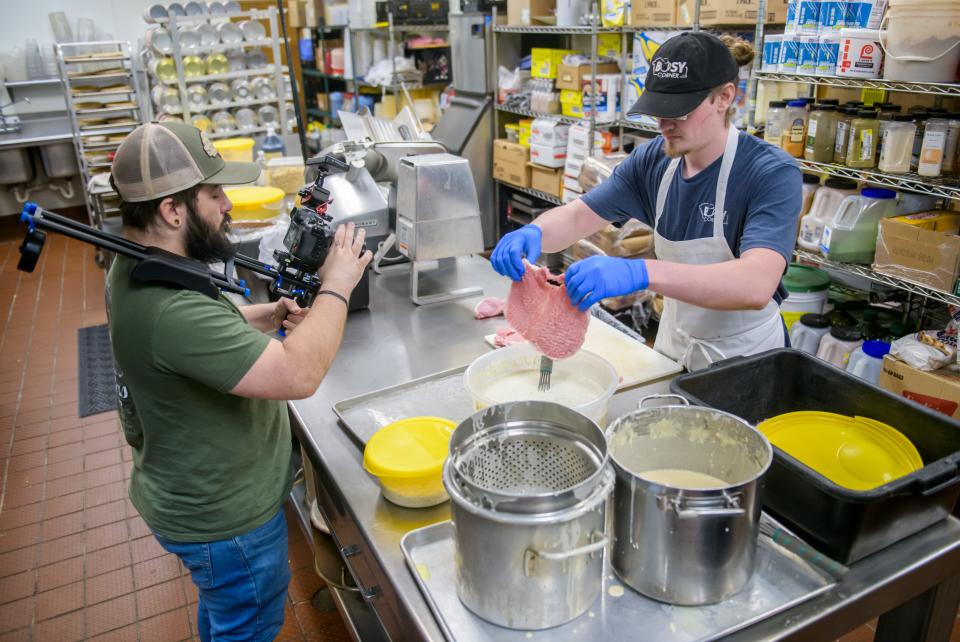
[363,417,455,507]
[758,411,923,491]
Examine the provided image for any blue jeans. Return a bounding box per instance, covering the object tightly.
[154,508,291,642]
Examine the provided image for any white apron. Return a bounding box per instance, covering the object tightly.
[652,126,785,372]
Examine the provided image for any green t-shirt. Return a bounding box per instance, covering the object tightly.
[106,255,292,543]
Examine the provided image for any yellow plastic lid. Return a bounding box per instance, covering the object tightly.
[758,411,923,491]
[213,137,255,152]
[224,186,284,208]
[363,417,455,478]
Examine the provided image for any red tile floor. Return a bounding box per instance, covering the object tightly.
[2,215,960,641]
[0,217,350,640]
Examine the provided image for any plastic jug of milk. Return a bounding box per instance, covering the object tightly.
[816,325,864,369]
[789,313,832,355]
[820,187,898,263]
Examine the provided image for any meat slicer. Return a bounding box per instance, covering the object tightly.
[314,137,485,305]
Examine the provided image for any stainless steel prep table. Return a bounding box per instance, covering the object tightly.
[288,256,960,642]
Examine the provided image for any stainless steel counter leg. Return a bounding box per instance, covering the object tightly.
[875,575,960,642]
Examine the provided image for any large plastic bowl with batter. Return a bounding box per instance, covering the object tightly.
[463,343,618,426]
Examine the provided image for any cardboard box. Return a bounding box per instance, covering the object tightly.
[529,142,567,168]
[529,163,564,198]
[557,63,620,90]
[890,211,960,233]
[873,218,960,293]
[530,118,570,147]
[563,174,582,192]
[678,0,789,24]
[508,0,555,25]
[879,356,960,420]
[493,139,531,188]
[519,119,533,147]
[286,0,306,27]
[631,0,677,25]
[531,48,575,79]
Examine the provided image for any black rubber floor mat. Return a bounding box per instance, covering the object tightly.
[78,324,118,418]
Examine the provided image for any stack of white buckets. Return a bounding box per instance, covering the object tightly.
[881,0,960,83]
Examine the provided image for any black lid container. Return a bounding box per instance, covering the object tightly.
[670,348,960,564]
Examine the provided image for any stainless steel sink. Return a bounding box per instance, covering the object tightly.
[39,143,79,179]
[0,147,35,184]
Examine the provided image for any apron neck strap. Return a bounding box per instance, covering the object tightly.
[653,126,740,235]
[712,125,740,238]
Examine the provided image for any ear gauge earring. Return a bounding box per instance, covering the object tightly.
[174,218,181,226]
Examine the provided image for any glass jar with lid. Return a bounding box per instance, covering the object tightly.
[211,110,236,134]
[185,83,207,108]
[877,115,917,174]
[218,21,243,45]
[781,99,808,158]
[149,57,177,83]
[205,53,228,76]
[235,107,257,130]
[151,85,181,112]
[804,104,838,163]
[833,107,858,165]
[182,55,204,78]
[177,26,201,52]
[191,114,212,133]
[231,79,252,100]
[257,104,278,127]
[196,23,219,47]
[208,82,232,104]
[252,76,276,100]
[765,100,787,146]
[846,109,879,169]
[226,51,246,72]
[245,50,268,69]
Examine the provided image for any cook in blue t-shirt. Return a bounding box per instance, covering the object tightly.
[581,132,802,301]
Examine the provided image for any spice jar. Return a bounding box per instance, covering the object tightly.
[782,99,808,158]
[833,107,858,165]
[846,109,879,169]
[877,115,917,174]
[944,114,960,176]
[805,104,839,163]
[765,100,787,145]
[918,118,949,177]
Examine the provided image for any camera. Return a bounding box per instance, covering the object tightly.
[269,154,349,303]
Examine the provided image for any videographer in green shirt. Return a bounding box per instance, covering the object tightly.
[106,122,370,642]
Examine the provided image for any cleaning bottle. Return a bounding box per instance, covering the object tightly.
[261,126,285,161]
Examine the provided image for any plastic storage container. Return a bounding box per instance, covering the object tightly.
[846,340,891,385]
[880,0,960,83]
[212,137,255,163]
[832,107,858,165]
[223,186,284,223]
[816,324,864,368]
[781,100,808,157]
[789,313,832,355]
[798,173,820,230]
[670,348,960,564]
[781,264,831,329]
[804,104,839,163]
[837,28,883,78]
[878,116,917,174]
[362,416,455,507]
[463,343,618,426]
[846,110,880,169]
[918,118,949,177]
[260,126,285,160]
[821,187,897,263]
[797,177,859,252]
[765,101,787,145]
[264,157,305,194]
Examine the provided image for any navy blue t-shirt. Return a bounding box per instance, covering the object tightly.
[582,132,802,265]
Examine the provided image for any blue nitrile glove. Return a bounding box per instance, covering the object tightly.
[565,256,649,312]
[490,225,542,281]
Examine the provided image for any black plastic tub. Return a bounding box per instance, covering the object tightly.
[670,348,960,564]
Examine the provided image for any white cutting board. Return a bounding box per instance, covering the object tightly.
[484,317,682,391]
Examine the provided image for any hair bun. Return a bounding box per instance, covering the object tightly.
[719,34,755,67]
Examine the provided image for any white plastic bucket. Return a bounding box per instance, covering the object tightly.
[879,0,960,83]
[837,28,883,78]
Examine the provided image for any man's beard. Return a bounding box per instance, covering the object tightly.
[663,138,684,158]
[184,202,234,264]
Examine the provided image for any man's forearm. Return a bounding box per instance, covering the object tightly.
[239,302,278,333]
[276,286,351,394]
[535,199,610,253]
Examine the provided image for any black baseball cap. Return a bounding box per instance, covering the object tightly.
[628,32,740,119]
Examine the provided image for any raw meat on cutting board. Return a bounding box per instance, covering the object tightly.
[493,326,527,348]
[505,261,589,359]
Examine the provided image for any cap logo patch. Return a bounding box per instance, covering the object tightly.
[652,58,688,79]
[199,131,220,158]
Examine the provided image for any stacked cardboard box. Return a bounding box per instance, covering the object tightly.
[493,139,531,188]
[873,215,960,294]
[527,118,568,196]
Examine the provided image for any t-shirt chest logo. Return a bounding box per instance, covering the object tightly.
[652,58,688,79]
[698,202,727,224]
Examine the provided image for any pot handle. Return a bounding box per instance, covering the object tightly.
[659,491,746,519]
[638,393,689,409]
[523,532,608,577]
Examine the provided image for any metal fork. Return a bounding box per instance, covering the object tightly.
[538,355,553,392]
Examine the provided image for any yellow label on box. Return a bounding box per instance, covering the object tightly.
[560,89,583,105]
